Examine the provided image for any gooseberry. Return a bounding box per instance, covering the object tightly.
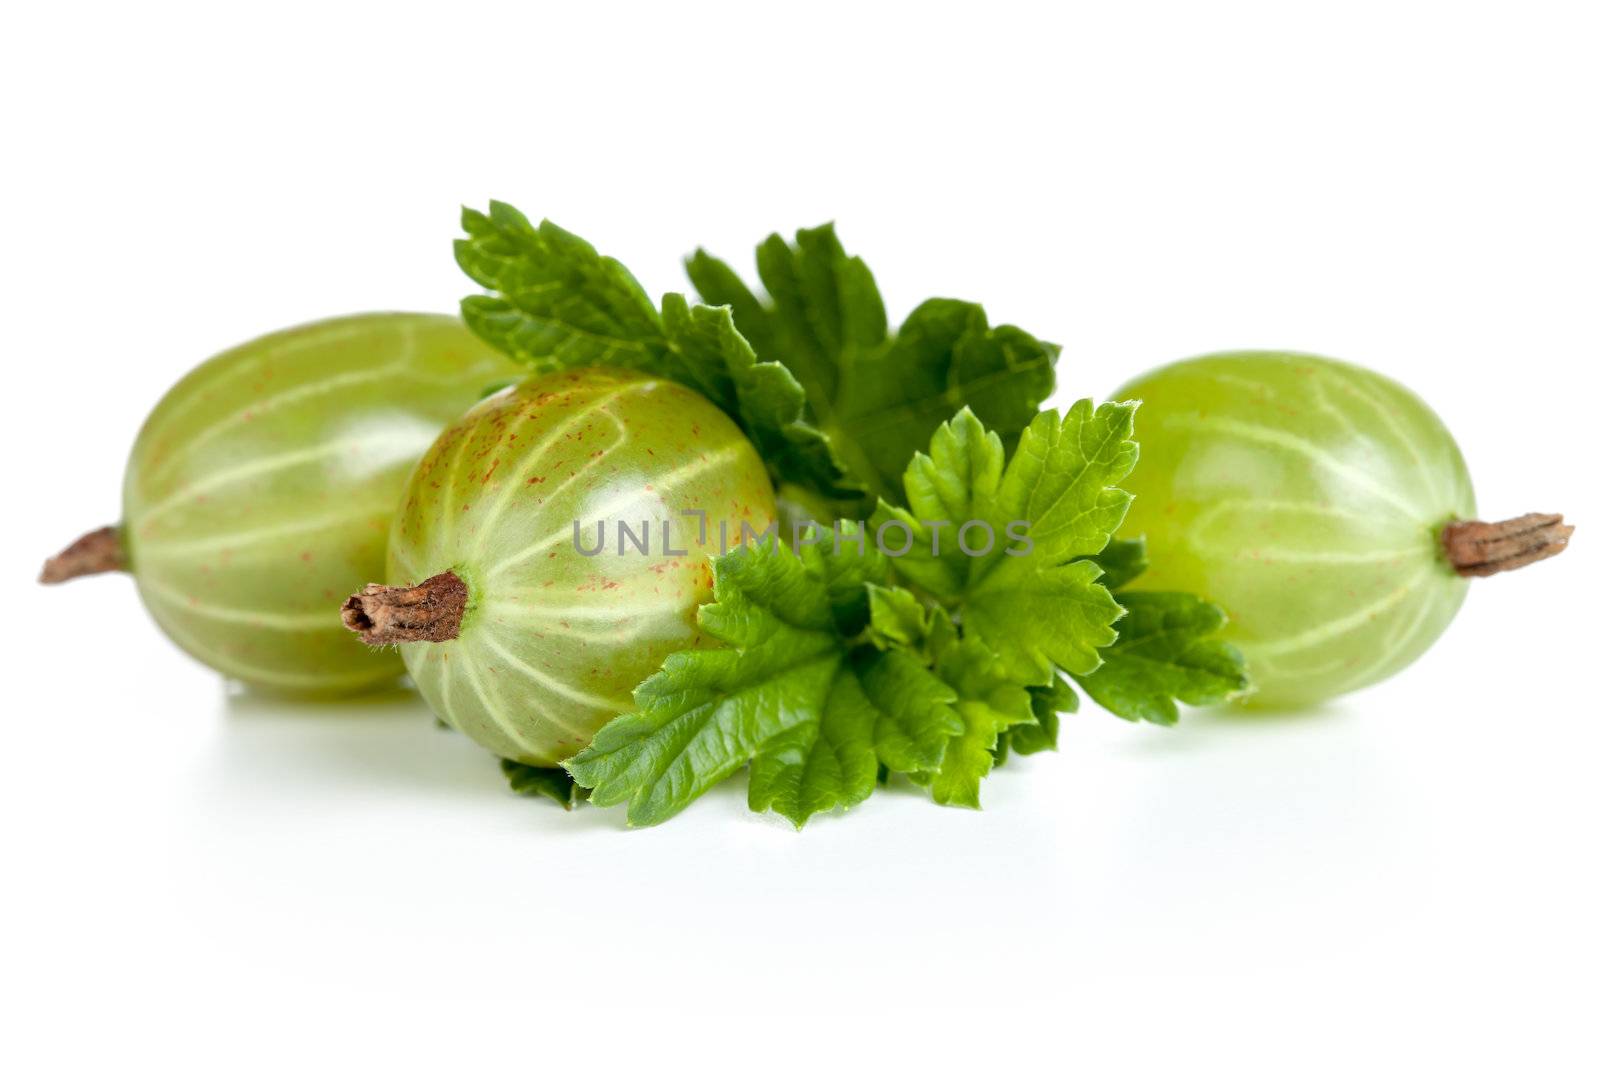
[41,313,514,696]
[1114,351,1572,707]
[341,366,777,765]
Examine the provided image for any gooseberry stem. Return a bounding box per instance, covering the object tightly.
[1442,512,1574,578]
[39,526,126,584]
[342,572,468,645]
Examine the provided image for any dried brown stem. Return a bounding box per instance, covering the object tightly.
[341,572,469,645]
[39,526,126,584]
[1442,512,1574,578]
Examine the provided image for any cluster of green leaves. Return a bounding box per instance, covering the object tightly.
[688,225,1058,507]
[461,205,1248,827]
[564,404,1246,827]
[558,506,1131,828]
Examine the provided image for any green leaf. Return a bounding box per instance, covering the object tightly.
[866,584,931,650]
[1089,537,1149,590]
[458,203,840,494]
[919,624,1034,808]
[839,300,1058,504]
[749,648,959,825]
[1004,674,1080,758]
[963,562,1124,686]
[688,227,1057,505]
[873,402,1138,685]
[1071,592,1249,726]
[457,206,660,368]
[986,399,1139,567]
[565,526,961,828]
[861,593,1034,804]
[869,406,1006,599]
[501,760,587,809]
[751,225,887,407]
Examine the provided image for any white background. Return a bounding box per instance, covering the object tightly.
[3,2,1596,1063]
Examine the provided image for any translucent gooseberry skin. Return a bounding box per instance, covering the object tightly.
[1112,351,1476,707]
[389,367,778,766]
[123,313,513,696]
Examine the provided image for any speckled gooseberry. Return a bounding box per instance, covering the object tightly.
[1113,351,1572,707]
[41,313,514,696]
[341,366,778,765]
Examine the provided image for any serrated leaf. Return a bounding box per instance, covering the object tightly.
[684,248,778,356]
[1071,592,1249,726]
[1089,537,1149,590]
[986,400,1139,568]
[963,559,1124,684]
[657,296,848,492]
[501,760,587,809]
[750,225,888,408]
[749,648,959,825]
[1003,674,1080,758]
[866,583,930,650]
[873,402,1138,685]
[870,407,1006,598]
[839,300,1058,504]
[689,228,1057,505]
[456,207,659,368]
[564,527,960,828]
[918,631,1034,808]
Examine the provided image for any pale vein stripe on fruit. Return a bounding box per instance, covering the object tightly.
[1190,498,1417,528]
[469,378,623,510]
[487,599,685,622]
[1307,376,1366,442]
[468,390,637,555]
[138,430,436,527]
[482,602,682,645]
[473,646,597,751]
[1189,530,1433,565]
[466,433,625,563]
[459,653,563,764]
[142,320,388,436]
[429,654,464,733]
[140,578,349,630]
[477,633,634,715]
[155,365,408,468]
[434,413,475,544]
[473,646,590,756]
[1325,365,1432,475]
[1213,372,1282,399]
[135,507,390,558]
[1169,415,1428,523]
[1335,588,1440,690]
[487,442,751,576]
[1248,570,1428,657]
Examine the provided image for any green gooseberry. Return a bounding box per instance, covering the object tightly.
[42,312,514,696]
[1113,351,1572,707]
[342,366,777,765]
